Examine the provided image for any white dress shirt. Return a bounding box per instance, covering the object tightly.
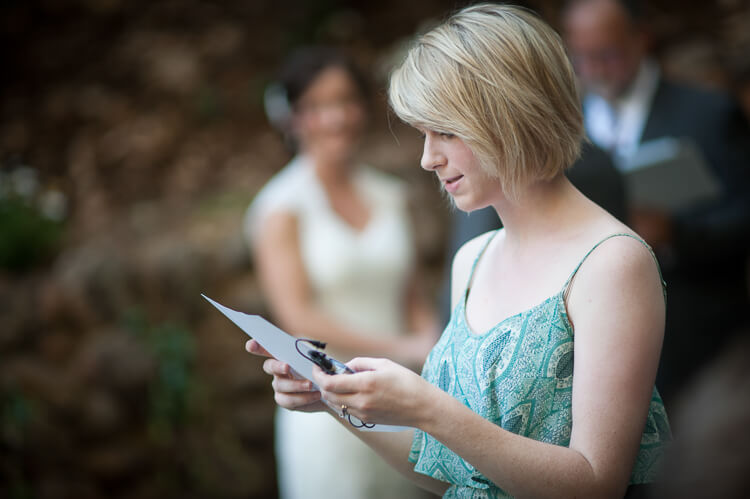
[583,59,661,170]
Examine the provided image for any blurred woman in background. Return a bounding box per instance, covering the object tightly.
[243,46,438,499]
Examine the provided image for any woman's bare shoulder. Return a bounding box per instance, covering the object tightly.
[568,226,664,321]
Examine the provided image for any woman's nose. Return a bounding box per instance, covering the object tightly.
[420,137,445,171]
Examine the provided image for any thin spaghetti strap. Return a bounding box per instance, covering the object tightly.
[562,233,667,302]
[464,229,501,300]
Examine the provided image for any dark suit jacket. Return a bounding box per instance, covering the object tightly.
[641,79,750,269]
[618,78,750,405]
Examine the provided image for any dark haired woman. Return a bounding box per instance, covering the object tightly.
[243,47,438,499]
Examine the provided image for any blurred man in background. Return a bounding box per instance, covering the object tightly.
[563,0,750,409]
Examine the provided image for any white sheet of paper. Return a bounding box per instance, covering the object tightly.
[202,294,411,432]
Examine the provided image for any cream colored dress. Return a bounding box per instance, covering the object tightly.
[244,155,428,499]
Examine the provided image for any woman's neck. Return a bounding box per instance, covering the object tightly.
[491,175,587,251]
[309,153,354,188]
[305,151,371,231]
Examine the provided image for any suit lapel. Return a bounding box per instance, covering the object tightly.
[639,78,673,144]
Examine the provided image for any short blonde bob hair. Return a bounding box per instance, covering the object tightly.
[389,4,584,200]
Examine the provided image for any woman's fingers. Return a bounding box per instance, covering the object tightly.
[311,363,374,421]
[311,365,362,394]
[261,358,323,411]
[261,358,318,395]
[275,388,322,409]
[246,339,272,357]
[272,375,315,394]
[263,358,291,377]
[313,357,393,394]
[247,340,328,413]
[346,357,388,372]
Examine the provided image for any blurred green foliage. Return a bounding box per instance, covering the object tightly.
[121,309,197,445]
[0,195,64,273]
[0,386,34,499]
[0,386,32,444]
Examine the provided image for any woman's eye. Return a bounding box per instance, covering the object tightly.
[416,129,452,139]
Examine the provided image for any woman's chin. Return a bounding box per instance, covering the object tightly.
[450,194,492,214]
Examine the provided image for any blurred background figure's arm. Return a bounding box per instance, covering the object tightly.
[252,208,435,370]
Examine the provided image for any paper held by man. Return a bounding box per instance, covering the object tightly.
[202,294,411,432]
[616,137,721,212]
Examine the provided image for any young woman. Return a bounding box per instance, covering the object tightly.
[244,47,437,498]
[248,5,670,498]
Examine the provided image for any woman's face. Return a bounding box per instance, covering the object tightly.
[292,66,367,165]
[418,128,503,212]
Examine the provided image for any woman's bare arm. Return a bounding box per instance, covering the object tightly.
[253,210,431,366]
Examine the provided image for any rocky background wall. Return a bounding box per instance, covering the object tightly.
[1,1,749,498]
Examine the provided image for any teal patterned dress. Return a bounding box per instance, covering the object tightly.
[409,232,672,498]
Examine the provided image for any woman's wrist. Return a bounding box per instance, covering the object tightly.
[411,378,445,431]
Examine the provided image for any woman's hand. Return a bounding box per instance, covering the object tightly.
[312,357,438,428]
[245,339,272,358]
[246,339,326,413]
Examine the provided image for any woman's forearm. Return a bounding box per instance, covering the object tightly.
[325,407,450,496]
[314,356,628,499]
[269,288,432,369]
[416,388,615,499]
[254,212,430,364]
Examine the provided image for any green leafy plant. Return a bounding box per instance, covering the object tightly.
[0,195,63,272]
[121,309,197,444]
[0,165,66,273]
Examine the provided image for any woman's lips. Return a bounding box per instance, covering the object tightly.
[443,175,464,193]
